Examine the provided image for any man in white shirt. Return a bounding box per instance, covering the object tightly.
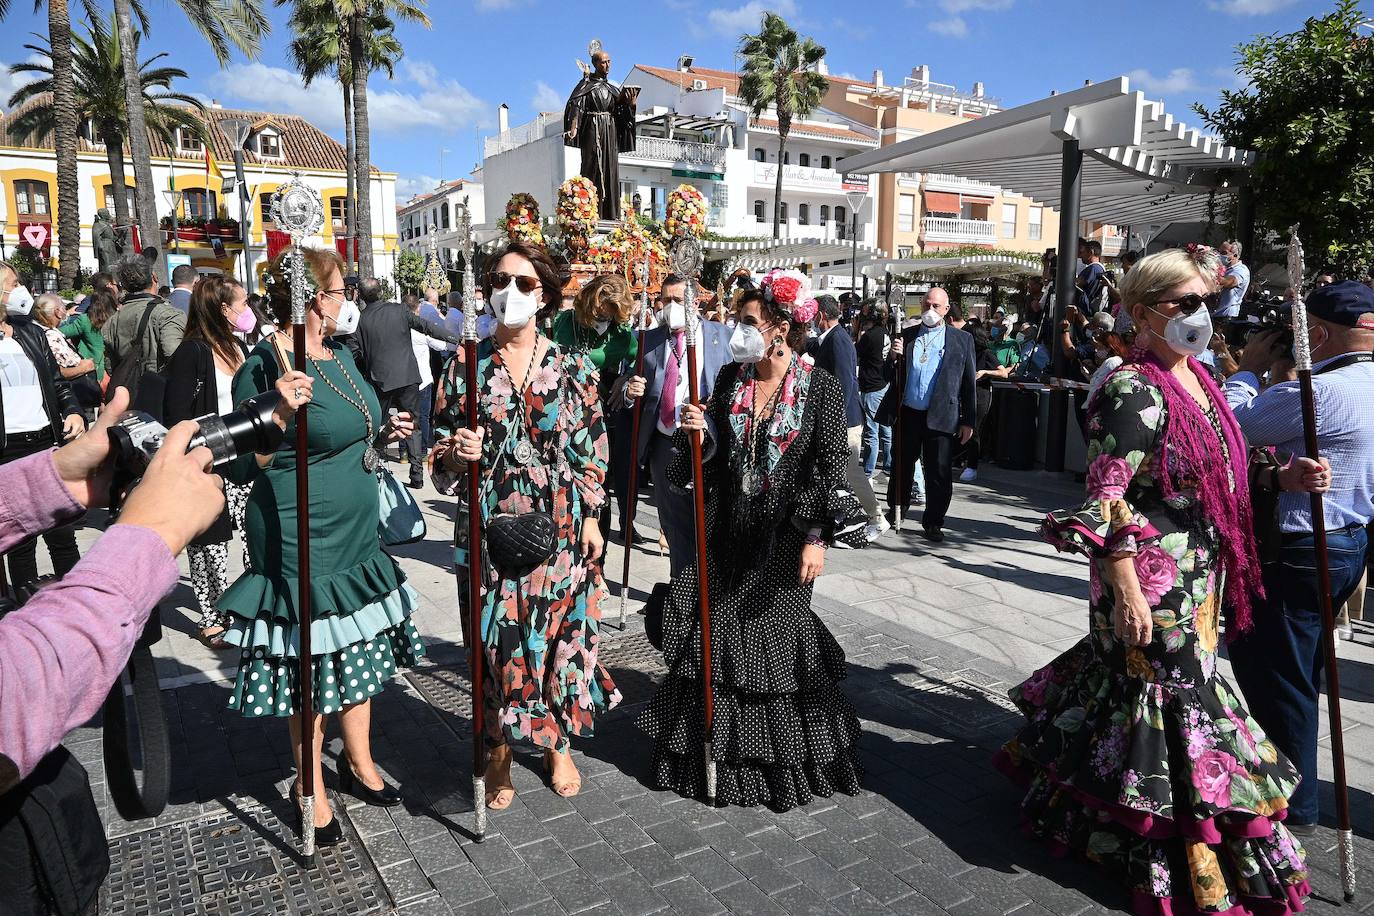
[1214,239,1250,320]
[618,275,731,575]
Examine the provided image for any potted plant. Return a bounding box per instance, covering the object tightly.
[178,216,208,242]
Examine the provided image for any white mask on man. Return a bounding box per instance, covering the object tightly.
[921,309,942,328]
[662,300,687,331]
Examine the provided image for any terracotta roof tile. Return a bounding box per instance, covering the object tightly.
[0,98,369,173]
[749,117,876,144]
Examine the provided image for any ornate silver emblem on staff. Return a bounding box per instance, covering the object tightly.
[269,172,327,856]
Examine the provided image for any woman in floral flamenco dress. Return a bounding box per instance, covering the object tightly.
[995,248,1316,915]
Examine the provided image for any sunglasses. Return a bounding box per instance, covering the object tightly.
[486,271,541,295]
[1149,292,1220,316]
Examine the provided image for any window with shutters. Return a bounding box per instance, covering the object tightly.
[15,179,51,218]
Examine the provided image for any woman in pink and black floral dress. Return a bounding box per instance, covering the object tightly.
[431,241,620,811]
[995,249,1317,915]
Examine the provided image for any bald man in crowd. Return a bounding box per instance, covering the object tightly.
[879,287,977,542]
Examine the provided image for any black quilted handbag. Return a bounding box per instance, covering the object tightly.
[486,510,556,579]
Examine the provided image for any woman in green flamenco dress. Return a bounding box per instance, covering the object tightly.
[220,247,423,845]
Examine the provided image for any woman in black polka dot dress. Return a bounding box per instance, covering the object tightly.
[637,287,868,811]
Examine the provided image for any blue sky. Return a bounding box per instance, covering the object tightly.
[0,0,1359,202]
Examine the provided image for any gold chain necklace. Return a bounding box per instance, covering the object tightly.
[307,353,380,472]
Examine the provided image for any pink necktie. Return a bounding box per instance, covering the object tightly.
[659,331,685,430]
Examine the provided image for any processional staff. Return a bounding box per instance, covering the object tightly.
[454,203,488,842]
[887,277,905,532]
[270,174,325,857]
[618,248,652,630]
[1287,227,1355,902]
[671,231,717,805]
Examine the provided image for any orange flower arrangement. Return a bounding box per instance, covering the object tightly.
[665,183,707,238]
[504,192,544,245]
[557,176,598,241]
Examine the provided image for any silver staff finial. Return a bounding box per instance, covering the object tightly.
[269,172,325,325]
[1288,226,1312,372]
[457,201,477,342]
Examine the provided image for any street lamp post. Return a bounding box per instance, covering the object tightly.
[844,181,868,301]
[217,117,255,293]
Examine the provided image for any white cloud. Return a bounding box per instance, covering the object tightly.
[1126,67,1201,96]
[1207,0,1298,14]
[531,80,562,113]
[0,61,40,110]
[212,61,489,136]
[924,0,1014,38]
[706,0,798,37]
[403,61,438,90]
[928,15,969,36]
[396,174,439,201]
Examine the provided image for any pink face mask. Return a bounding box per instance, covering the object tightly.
[228,302,256,333]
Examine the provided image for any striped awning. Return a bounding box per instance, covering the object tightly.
[862,254,1043,281]
[841,77,1253,227]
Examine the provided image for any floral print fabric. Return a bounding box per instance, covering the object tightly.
[725,356,809,493]
[432,338,621,754]
[998,368,1310,914]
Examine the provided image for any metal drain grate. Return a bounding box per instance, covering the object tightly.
[102,802,389,915]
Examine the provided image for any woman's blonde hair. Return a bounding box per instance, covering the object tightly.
[1118,248,1221,309]
[33,292,66,327]
[573,273,634,327]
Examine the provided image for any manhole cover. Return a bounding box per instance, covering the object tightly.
[102,802,388,915]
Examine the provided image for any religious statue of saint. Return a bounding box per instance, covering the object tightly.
[92,208,122,273]
[563,40,638,222]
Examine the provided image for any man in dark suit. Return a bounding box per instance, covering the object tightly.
[617,274,732,576]
[809,295,884,541]
[880,287,976,542]
[351,277,459,486]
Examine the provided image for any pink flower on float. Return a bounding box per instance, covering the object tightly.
[1192,750,1240,807]
[1133,546,1179,606]
[1086,455,1133,500]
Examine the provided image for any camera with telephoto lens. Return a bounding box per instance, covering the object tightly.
[1247,296,1294,359]
[108,392,285,508]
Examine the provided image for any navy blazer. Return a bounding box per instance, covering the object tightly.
[877,324,977,435]
[620,319,732,463]
[808,327,863,427]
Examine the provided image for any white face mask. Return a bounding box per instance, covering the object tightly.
[325,297,360,336]
[729,324,768,364]
[491,280,540,328]
[5,284,34,317]
[1150,305,1212,359]
[921,309,942,328]
[662,300,687,331]
[594,319,610,335]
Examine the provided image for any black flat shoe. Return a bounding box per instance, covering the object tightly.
[338,758,403,807]
[920,527,945,543]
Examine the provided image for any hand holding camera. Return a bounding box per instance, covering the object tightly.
[120,421,225,556]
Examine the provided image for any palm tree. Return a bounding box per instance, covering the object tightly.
[46,0,79,288]
[285,2,402,271]
[282,0,427,276]
[112,0,267,268]
[738,12,829,239]
[9,16,207,241]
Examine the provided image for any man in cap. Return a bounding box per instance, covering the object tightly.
[1225,280,1374,835]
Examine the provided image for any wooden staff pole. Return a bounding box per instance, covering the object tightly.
[618,256,651,629]
[683,282,716,805]
[887,274,904,531]
[291,286,318,857]
[1288,228,1354,901]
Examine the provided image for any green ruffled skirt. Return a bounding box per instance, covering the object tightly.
[221,551,426,717]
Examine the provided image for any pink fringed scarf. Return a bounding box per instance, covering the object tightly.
[1100,349,1265,634]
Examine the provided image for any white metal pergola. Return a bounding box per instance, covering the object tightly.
[702,236,888,272]
[863,253,1043,282]
[840,76,1254,227]
[840,76,1255,471]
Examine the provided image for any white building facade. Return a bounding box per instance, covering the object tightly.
[479,62,880,252]
[0,102,398,289]
[396,178,485,269]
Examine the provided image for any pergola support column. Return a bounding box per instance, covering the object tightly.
[1045,136,1082,474]
[1236,185,1255,269]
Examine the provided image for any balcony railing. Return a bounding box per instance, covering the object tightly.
[751,162,845,192]
[483,114,554,157]
[922,216,997,244]
[923,172,999,195]
[624,136,728,169]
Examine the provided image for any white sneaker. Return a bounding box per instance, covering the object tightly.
[959,468,978,483]
[1337,624,1354,642]
[864,517,891,543]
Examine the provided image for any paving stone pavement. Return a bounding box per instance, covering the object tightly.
[57,461,1374,914]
